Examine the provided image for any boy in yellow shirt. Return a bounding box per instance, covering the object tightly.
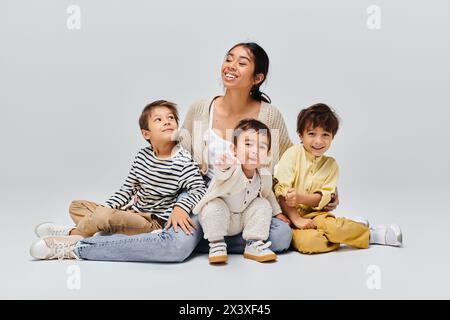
[274,103,402,254]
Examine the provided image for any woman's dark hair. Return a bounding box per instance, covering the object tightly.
[227,42,271,104]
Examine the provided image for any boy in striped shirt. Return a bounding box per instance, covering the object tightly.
[30,100,207,258]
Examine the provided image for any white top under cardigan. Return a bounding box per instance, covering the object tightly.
[206,101,233,180]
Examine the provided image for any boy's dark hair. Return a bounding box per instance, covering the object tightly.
[296,103,340,137]
[139,100,179,130]
[232,119,272,151]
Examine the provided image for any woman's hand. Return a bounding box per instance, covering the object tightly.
[293,217,316,230]
[165,206,197,235]
[275,213,292,226]
[323,188,339,211]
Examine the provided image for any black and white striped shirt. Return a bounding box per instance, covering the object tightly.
[105,144,207,220]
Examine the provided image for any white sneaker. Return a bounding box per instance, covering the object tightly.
[30,235,83,260]
[208,241,228,264]
[35,222,74,237]
[370,224,403,247]
[350,216,370,227]
[244,240,277,262]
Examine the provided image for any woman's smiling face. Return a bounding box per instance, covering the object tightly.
[221,45,263,92]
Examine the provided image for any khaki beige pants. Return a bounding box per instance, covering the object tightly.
[291,212,370,254]
[69,200,163,237]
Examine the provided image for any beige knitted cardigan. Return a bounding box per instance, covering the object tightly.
[179,96,293,175]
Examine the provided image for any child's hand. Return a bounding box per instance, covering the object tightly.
[277,184,289,198]
[165,206,197,235]
[323,189,339,211]
[293,217,316,230]
[215,153,238,170]
[284,188,299,207]
[275,213,292,226]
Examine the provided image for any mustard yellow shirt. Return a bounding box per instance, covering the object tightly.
[274,145,339,214]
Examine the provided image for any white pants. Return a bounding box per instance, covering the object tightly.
[199,197,272,242]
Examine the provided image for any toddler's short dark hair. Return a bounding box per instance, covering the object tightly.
[232,119,272,151]
[296,103,340,137]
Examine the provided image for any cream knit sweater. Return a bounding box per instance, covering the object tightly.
[180,96,293,175]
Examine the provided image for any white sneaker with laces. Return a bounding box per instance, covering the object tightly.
[35,222,74,237]
[30,235,83,260]
[208,241,228,264]
[244,240,277,262]
[370,224,403,247]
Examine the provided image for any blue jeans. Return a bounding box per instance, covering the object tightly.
[75,214,292,262]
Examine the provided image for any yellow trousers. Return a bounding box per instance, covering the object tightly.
[291,212,370,254]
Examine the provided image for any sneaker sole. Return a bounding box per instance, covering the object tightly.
[209,255,228,264]
[244,252,277,262]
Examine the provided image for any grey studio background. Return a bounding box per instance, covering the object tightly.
[1,0,449,299]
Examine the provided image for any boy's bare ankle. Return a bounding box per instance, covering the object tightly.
[69,228,82,236]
